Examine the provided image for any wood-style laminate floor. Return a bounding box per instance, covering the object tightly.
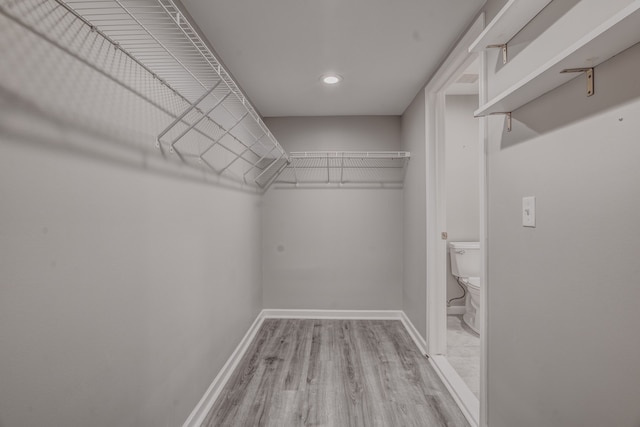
[203,319,469,427]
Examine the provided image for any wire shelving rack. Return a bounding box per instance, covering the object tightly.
[0,0,288,191]
[275,151,411,188]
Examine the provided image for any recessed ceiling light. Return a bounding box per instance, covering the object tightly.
[322,74,342,85]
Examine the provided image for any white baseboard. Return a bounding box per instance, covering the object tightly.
[262,308,404,320]
[447,305,466,315]
[399,312,427,355]
[429,355,479,427]
[182,311,266,427]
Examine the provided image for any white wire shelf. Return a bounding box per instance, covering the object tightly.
[274,151,411,188]
[0,0,287,191]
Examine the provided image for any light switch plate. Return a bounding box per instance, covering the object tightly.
[523,196,536,227]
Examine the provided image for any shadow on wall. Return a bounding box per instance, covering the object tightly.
[498,43,640,150]
[491,0,581,74]
[0,1,274,195]
[0,88,258,195]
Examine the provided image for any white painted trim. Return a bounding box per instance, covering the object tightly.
[399,311,428,355]
[447,305,466,315]
[478,28,490,427]
[430,355,480,427]
[424,11,487,427]
[262,309,404,320]
[182,311,266,427]
[425,13,486,358]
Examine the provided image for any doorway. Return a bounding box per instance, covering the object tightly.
[443,61,481,400]
[423,14,487,427]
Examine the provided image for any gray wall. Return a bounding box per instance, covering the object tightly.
[484,0,640,425]
[400,90,427,336]
[262,116,403,309]
[0,111,262,427]
[445,95,480,306]
[482,0,507,29]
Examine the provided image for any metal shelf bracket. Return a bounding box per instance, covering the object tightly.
[490,112,512,132]
[487,43,508,64]
[560,67,594,97]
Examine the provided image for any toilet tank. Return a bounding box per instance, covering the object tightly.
[448,241,480,278]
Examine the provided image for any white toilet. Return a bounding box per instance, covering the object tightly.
[448,241,481,334]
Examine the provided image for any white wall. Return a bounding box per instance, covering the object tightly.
[262,116,403,309]
[484,0,640,424]
[0,108,262,427]
[401,90,427,336]
[445,95,480,306]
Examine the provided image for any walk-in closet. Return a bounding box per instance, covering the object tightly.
[2,1,640,426]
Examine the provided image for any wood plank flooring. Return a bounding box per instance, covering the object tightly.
[203,319,469,427]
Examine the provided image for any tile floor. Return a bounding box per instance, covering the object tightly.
[446,314,480,398]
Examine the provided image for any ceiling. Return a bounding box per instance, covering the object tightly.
[181,0,485,117]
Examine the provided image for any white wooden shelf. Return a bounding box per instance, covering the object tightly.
[468,0,553,53]
[475,1,640,118]
[274,151,410,188]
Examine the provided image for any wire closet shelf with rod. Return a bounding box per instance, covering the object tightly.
[275,151,411,188]
[0,0,412,190]
[0,0,289,191]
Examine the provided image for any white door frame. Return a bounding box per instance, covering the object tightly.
[424,13,488,427]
